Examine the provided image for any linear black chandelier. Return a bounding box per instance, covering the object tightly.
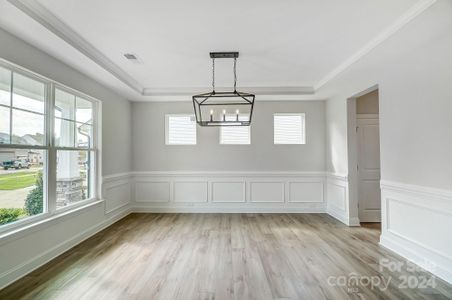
[192,52,255,126]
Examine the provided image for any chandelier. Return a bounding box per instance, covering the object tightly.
[192,52,255,126]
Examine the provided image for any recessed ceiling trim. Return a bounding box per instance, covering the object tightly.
[142,86,315,96]
[7,0,144,94]
[6,0,436,100]
[314,0,437,91]
[136,94,326,102]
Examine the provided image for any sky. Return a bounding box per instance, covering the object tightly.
[0,90,91,144]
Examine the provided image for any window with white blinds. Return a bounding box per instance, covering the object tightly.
[273,113,305,144]
[220,115,251,144]
[165,114,197,145]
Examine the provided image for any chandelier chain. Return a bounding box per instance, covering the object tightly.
[233,57,237,92]
[212,58,216,93]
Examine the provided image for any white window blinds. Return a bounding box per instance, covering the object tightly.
[220,115,251,144]
[274,113,305,144]
[165,114,197,145]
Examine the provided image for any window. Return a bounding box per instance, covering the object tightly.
[165,114,196,145]
[1,71,46,146]
[274,113,305,144]
[55,87,95,209]
[0,61,99,231]
[220,115,251,144]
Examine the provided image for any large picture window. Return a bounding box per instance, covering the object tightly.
[0,61,99,230]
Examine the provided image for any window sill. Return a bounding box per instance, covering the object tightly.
[0,198,104,246]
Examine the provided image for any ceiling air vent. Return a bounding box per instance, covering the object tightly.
[123,53,142,64]
[124,53,137,60]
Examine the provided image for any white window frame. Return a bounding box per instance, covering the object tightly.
[165,114,197,145]
[52,84,101,214]
[0,58,101,235]
[273,113,306,145]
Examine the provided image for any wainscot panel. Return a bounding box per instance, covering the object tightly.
[380,180,452,284]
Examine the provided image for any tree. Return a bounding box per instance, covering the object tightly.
[0,208,25,225]
[24,172,43,215]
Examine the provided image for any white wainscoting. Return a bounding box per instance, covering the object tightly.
[131,172,326,213]
[325,173,359,226]
[212,182,246,203]
[0,173,133,290]
[380,180,452,284]
[102,173,132,214]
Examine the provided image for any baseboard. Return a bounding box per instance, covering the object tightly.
[348,216,360,226]
[0,206,132,290]
[326,206,359,226]
[133,205,326,214]
[380,233,452,284]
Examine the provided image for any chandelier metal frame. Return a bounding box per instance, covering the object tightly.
[192,52,255,127]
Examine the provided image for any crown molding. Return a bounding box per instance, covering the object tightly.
[138,86,320,102]
[134,94,325,102]
[7,0,143,94]
[314,0,437,91]
[137,87,324,102]
[142,86,315,96]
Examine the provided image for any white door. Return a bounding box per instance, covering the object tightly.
[357,115,381,222]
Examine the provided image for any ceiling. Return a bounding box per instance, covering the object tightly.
[0,0,430,101]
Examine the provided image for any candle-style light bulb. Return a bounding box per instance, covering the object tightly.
[236,109,239,121]
[222,109,226,121]
[210,109,213,122]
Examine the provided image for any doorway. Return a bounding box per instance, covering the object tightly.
[347,87,381,224]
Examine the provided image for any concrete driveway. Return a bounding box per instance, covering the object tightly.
[0,186,34,208]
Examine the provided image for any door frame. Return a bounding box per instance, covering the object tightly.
[346,84,381,225]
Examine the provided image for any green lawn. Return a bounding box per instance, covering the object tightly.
[0,171,39,190]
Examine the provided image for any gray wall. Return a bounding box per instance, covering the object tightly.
[0,28,132,176]
[321,0,452,190]
[0,27,132,288]
[132,101,325,172]
[320,1,452,282]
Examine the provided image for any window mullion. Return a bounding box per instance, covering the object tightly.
[47,83,56,214]
[74,97,77,147]
[9,71,13,144]
[95,101,102,200]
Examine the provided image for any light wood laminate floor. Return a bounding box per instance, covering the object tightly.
[1,213,451,299]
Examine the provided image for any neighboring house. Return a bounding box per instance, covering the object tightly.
[21,134,40,145]
[27,151,43,165]
[0,149,42,166]
[0,133,44,166]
